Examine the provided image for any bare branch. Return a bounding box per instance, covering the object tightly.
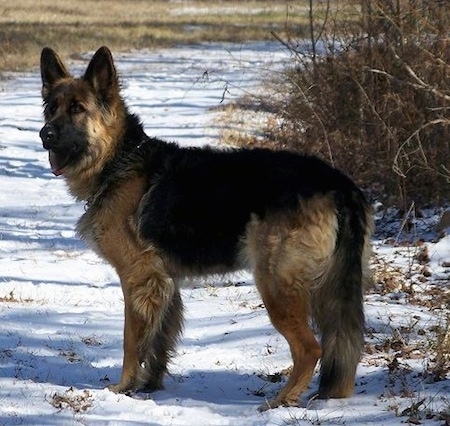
[393,119,450,178]
[366,67,450,102]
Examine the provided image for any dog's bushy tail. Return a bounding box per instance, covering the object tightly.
[313,189,373,398]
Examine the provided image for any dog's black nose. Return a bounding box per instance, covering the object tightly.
[40,124,56,149]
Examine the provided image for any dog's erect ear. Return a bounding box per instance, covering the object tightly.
[40,47,71,98]
[83,46,119,104]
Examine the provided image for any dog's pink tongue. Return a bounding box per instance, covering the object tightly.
[49,151,63,176]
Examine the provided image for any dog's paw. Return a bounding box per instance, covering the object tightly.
[106,383,133,396]
[258,397,299,412]
[258,400,275,412]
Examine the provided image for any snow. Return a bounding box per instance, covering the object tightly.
[0,43,449,425]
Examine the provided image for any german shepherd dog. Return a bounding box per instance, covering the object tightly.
[39,46,373,410]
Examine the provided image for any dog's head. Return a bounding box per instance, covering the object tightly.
[40,46,122,177]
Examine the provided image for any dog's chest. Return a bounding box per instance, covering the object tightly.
[75,174,147,258]
[76,210,104,256]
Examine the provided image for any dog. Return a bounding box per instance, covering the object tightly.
[39,46,373,410]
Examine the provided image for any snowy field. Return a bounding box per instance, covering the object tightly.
[0,43,449,425]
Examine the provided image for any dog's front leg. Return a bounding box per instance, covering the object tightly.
[108,289,146,394]
[81,177,183,394]
[108,254,181,394]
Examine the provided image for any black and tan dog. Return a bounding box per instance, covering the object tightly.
[39,46,373,410]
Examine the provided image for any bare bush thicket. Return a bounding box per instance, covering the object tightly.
[267,0,449,208]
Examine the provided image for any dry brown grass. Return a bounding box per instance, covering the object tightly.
[0,0,312,72]
[0,290,33,303]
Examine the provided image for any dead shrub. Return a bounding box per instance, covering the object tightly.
[261,0,449,208]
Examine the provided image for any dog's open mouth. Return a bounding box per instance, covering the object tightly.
[49,150,70,176]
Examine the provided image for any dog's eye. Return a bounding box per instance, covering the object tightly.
[70,100,85,114]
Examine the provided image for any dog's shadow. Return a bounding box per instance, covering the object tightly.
[0,324,387,416]
[0,321,275,408]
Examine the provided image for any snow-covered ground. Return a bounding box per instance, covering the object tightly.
[0,43,448,425]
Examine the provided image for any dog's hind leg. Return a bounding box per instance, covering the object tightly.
[255,272,321,411]
[245,196,340,410]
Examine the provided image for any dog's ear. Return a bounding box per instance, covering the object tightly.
[83,46,119,105]
[40,47,70,99]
